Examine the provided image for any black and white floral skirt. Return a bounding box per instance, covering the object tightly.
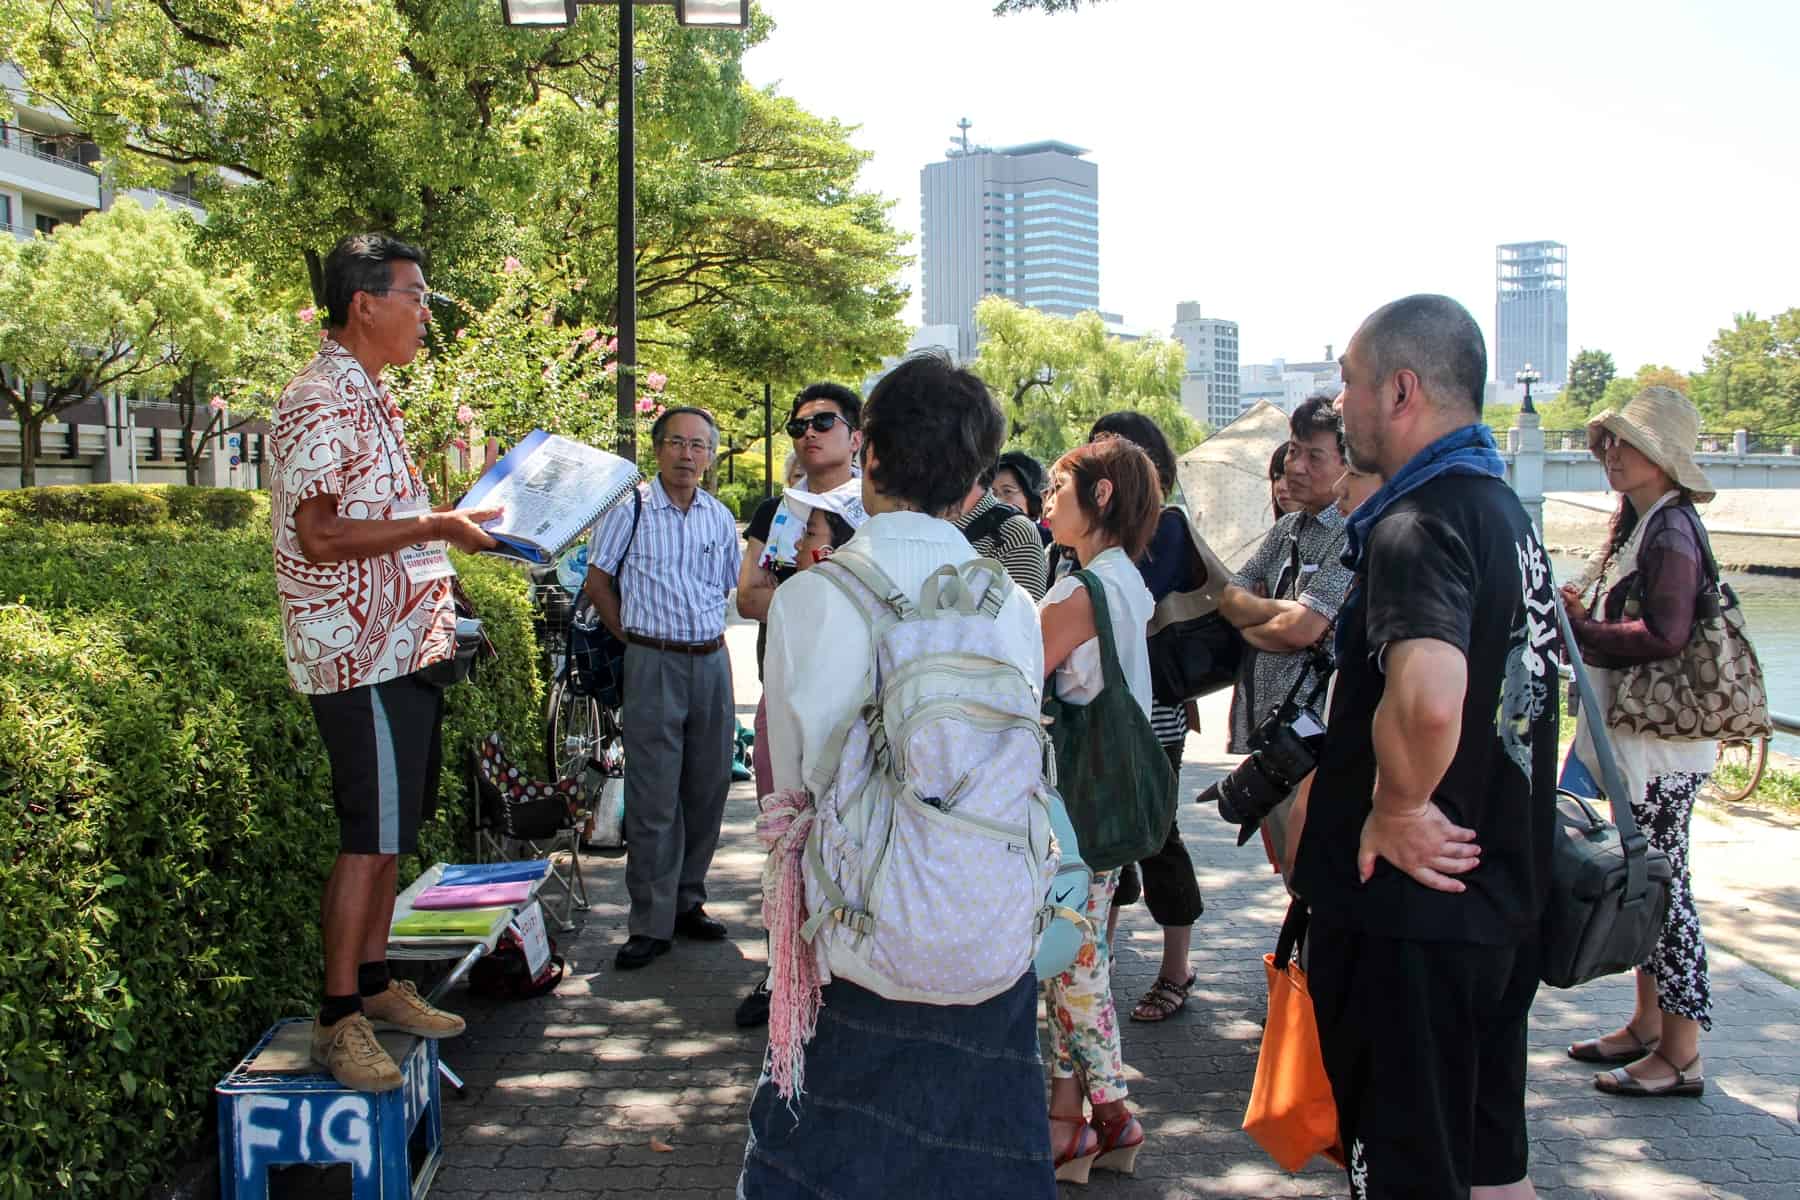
[1633,771,1713,1030]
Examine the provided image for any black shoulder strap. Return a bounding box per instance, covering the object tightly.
[612,485,645,595]
[963,501,1019,549]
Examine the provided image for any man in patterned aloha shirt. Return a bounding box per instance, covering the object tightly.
[271,233,501,1091]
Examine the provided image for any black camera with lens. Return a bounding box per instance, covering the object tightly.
[1198,653,1332,845]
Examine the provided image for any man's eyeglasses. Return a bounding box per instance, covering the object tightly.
[659,436,712,455]
[368,287,447,306]
[786,412,852,439]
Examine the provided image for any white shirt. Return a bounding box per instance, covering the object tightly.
[763,511,1045,794]
[1039,545,1155,719]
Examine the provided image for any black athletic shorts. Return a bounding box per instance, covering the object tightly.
[1307,924,1538,1199]
[308,670,446,855]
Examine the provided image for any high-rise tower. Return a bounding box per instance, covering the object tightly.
[1495,241,1568,386]
[921,123,1099,359]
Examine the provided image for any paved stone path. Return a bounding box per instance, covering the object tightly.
[430,626,1800,1199]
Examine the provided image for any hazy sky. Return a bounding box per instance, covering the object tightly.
[741,0,1799,375]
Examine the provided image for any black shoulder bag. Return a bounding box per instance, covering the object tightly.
[1540,601,1675,989]
[1146,506,1246,705]
[568,486,643,708]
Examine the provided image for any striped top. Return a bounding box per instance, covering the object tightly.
[954,491,1048,600]
[588,476,742,642]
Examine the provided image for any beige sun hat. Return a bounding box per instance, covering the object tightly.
[1585,386,1716,504]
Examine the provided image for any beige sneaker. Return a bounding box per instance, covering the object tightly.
[363,979,466,1039]
[311,1014,403,1092]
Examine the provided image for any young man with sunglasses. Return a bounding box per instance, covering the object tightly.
[738,383,864,661]
[733,382,862,1026]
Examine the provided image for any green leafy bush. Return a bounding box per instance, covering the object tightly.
[714,481,775,521]
[0,484,264,531]
[0,515,540,1197]
[161,486,261,530]
[0,483,168,526]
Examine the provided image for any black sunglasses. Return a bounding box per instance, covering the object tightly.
[786,412,853,439]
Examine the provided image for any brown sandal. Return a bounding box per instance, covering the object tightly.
[1129,972,1195,1023]
[1568,1025,1659,1065]
[1594,1049,1705,1098]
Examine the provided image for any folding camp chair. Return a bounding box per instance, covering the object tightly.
[470,734,590,931]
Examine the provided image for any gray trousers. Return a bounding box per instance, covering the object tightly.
[622,641,735,939]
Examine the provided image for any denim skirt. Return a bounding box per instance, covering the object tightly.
[739,972,1055,1199]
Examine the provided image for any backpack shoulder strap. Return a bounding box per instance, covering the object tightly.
[919,558,1013,618]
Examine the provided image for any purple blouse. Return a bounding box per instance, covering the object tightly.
[1570,504,1706,669]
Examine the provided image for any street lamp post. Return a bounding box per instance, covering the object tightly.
[499,1,749,462]
[1515,362,1540,416]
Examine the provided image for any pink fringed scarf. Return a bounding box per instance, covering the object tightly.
[757,788,822,1101]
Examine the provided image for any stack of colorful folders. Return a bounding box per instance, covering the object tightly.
[389,861,552,937]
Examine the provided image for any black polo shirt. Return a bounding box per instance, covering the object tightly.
[1293,473,1559,945]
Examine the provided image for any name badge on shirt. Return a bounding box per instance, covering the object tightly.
[393,496,458,585]
[1301,563,1320,576]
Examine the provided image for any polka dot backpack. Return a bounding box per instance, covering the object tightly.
[798,549,1068,1006]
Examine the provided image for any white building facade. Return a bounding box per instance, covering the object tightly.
[1170,302,1240,429]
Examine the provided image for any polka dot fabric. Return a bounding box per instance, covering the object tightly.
[803,558,1059,1006]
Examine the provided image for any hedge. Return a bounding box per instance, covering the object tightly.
[0,508,541,1198]
[0,484,264,530]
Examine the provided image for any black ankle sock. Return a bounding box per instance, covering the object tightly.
[357,962,391,998]
[319,993,362,1026]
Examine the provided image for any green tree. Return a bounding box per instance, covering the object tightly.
[3,3,908,405]
[1690,309,1800,432]
[1564,348,1615,414]
[169,297,323,485]
[0,202,223,486]
[1595,363,1694,420]
[971,297,1199,466]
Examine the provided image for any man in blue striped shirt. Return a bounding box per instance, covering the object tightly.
[584,406,744,969]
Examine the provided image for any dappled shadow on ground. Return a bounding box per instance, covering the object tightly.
[426,749,1800,1199]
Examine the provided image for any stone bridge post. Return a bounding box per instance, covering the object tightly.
[1509,409,1545,534]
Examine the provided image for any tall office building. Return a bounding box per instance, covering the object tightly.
[1170,302,1240,429]
[1495,240,1568,386]
[921,123,1099,359]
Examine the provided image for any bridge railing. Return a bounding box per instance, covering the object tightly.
[1538,429,1800,456]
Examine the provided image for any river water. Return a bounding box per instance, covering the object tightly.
[1553,556,1800,757]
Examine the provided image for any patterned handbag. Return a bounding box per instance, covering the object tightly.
[1607,508,1770,741]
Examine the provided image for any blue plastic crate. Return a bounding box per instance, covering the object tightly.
[215,1018,443,1199]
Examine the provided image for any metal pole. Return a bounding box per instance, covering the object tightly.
[763,381,773,499]
[615,1,637,462]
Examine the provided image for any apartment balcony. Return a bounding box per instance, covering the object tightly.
[124,186,207,223]
[0,128,101,210]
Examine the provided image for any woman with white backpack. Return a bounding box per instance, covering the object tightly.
[740,354,1057,1198]
[1037,437,1165,1183]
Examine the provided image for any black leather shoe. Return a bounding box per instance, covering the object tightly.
[673,905,728,941]
[614,935,671,970]
[734,980,771,1029]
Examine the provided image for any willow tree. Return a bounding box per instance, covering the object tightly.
[971,296,1198,465]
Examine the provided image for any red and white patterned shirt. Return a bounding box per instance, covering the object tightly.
[270,338,454,695]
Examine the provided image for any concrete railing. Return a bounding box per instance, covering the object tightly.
[1505,413,1800,528]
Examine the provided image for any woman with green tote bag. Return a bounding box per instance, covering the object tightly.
[1037,438,1174,1183]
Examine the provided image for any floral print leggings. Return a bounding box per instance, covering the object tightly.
[1043,868,1128,1104]
[1634,771,1713,1031]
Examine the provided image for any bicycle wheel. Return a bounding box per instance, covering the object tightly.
[545,674,604,784]
[1713,737,1770,803]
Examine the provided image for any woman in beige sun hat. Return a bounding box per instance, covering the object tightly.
[1559,384,1718,1099]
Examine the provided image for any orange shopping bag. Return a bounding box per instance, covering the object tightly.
[1242,902,1344,1172]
